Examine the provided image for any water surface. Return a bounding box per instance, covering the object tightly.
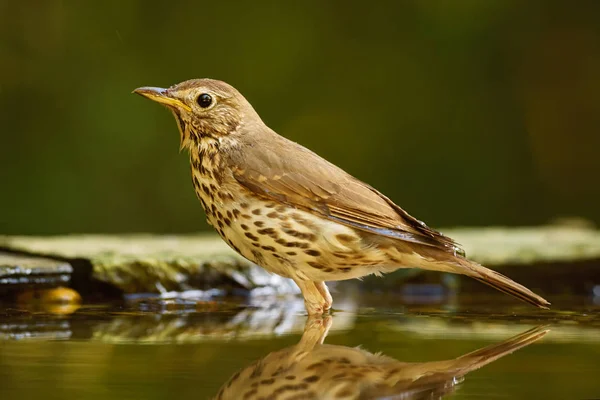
[1,292,598,399]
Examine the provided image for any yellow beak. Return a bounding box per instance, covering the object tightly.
[133,86,191,112]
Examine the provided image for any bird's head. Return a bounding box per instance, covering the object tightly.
[134,78,259,150]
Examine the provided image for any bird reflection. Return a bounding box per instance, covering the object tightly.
[213,317,547,400]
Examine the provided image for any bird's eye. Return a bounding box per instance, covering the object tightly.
[196,93,213,108]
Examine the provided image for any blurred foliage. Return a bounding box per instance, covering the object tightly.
[1,0,599,234]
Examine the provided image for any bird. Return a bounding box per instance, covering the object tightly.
[133,78,550,315]
[212,316,548,399]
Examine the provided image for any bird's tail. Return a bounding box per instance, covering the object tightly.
[455,257,550,309]
[454,325,549,367]
[379,240,550,308]
[404,325,549,379]
[371,326,548,398]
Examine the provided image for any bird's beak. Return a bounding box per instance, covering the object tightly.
[132,86,192,112]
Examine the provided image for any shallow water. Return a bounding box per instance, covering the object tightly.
[1,291,599,400]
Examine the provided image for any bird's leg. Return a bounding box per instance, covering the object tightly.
[287,315,333,366]
[294,279,329,315]
[314,281,333,312]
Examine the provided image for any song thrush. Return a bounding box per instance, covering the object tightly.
[133,79,550,315]
[213,317,548,399]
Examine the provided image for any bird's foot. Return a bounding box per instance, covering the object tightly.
[304,300,332,316]
[295,279,333,316]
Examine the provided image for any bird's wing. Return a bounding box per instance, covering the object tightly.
[226,133,461,252]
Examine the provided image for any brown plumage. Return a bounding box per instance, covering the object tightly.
[213,317,548,399]
[133,78,550,315]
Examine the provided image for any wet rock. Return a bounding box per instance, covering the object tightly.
[0,234,298,295]
[1,224,599,297]
[0,252,72,287]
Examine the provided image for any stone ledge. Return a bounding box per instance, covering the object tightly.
[1,224,598,294]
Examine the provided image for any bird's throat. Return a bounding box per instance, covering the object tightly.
[190,138,223,184]
[170,109,191,151]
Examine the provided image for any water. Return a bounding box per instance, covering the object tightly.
[0,292,598,400]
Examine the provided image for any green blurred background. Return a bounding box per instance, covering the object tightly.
[1,0,599,235]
